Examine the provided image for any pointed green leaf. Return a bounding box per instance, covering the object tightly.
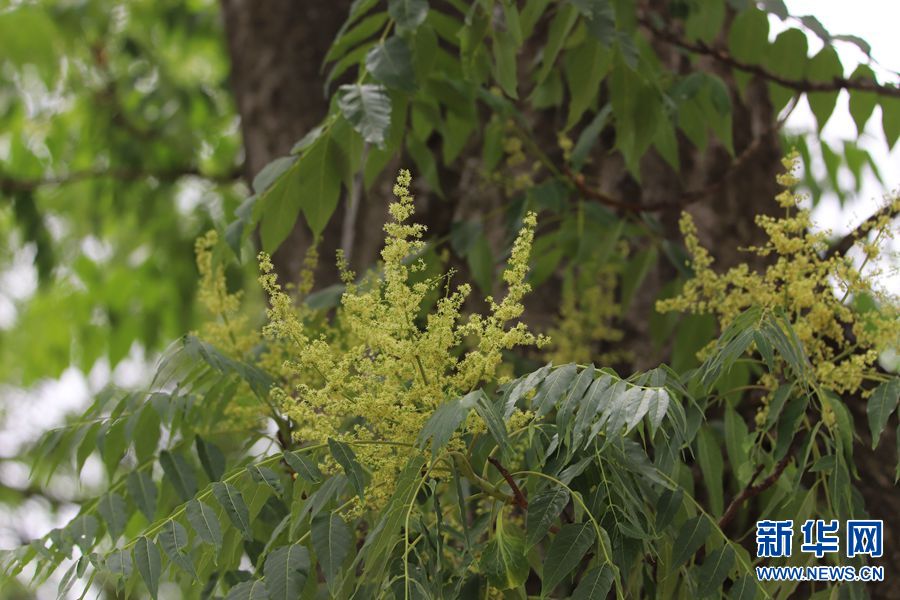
[867,379,899,449]
[571,564,615,600]
[158,520,196,579]
[133,536,161,600]
[311,513,353,588]
[264,543,311,600]
[696,426,724,515]
[388,0,428,30]
[126,471,156,521]
[67,515,98,554]
[533,364,578,417]
[805,46,842,131]
[97,493,128,541]
[366,36,416,92]
[248,465,284,496]
[671,516,711,567]
[480,518,529,590]
[186,499,223,549]
[541,522,596,594]
[848,64,878,135]
[212,482,253,541]
[697,546,735,597]
[327,439,368,501]
[729,575,759,600]
[418,391,480,459]
[492,29,518,98]
[225,580,268,600]
[338,83,392,146]
[159,450,198,502]
[526,487,570,549]
[105,548,132,578]
[284,451,323,484]
[196,436,226,482]
[882,96,900,149]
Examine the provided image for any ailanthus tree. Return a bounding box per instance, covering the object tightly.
[0,0,898,598]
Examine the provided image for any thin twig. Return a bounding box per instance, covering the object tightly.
[718,452,794,529]
[488,457,528,509]
[639,14,900,99]
[823,201,900,260]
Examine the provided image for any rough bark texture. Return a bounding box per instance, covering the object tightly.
[218,4,896,596]
[220,0,356,284]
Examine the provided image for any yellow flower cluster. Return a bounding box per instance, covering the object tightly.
[260,170,547,505]
[546,265,627,365]
[657,154,899,402]
[194,231,264,425]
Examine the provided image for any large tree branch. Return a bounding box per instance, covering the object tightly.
[639,15,900,99]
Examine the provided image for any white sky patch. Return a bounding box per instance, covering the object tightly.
[777,0,900,294]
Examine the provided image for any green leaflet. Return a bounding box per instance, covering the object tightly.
[571,565,615,600]
[480,513,529,590]
[525,487,570,549]
[867,379,899,449]
[186,499,223,549]
[212,482,253,541]
[284,451,323,484]
[264,543,311,600]
[159,450,198,502]
[671,516,711,567]
[388,0,429,30]
[327,438,368,501]
[367,36,416,92]
[133,536,161,600]
[158,520,197,579]
[696,546,735,597]
[225,580,268,600]
[97,493,128,541]
[541,522,596,594]
[311,513,353,589]
[338,83,392,146]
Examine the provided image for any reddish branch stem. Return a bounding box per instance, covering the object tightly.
[718,452,794,529]
[488,457,529,510]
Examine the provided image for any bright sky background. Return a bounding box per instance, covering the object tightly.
[776,0,900,294]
